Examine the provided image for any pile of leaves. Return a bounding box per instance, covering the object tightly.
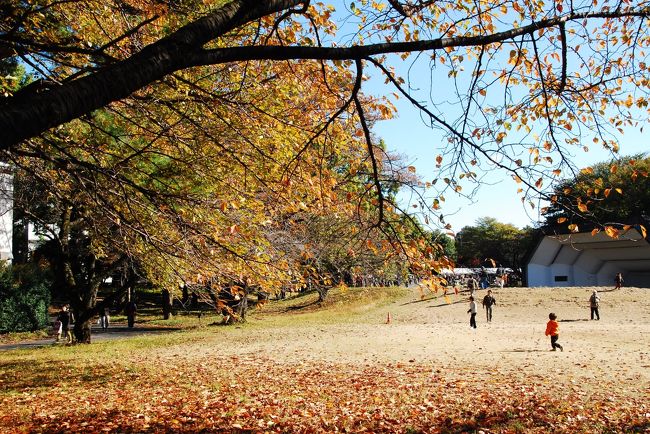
[1,352,647,433]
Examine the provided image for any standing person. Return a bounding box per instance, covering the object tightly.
[467,276,477,294]
[99,307,110,330]
[614,273,624,290]
[545,312,563,352]
[54,318,62,342]
[467,296,478,329]
[57,305,74,344]
[482,290,497,322]
[589,290,600,320]
[125,300,137,328]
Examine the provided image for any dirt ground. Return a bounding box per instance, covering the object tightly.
[2,285,649,432]
[157,285,650,396]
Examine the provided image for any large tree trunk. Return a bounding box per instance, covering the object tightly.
[71,277,100,344]
[162,288,173,320]
[235,285,249,322]
[316,286,329,302]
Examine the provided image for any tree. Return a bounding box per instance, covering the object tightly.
[0,263,51,333]
[542,154,650,237]
[1,0,648,337]
[1,0,648,197]
[5,47,433,338]
[456,217,536,270]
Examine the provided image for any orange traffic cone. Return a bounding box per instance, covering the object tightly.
[386,312,392,324]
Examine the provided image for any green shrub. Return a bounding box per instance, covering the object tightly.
[0,263,51,333]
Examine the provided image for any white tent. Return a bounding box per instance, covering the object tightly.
[526,229,650,287]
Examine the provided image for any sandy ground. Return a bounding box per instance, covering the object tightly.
[159,286,650,397]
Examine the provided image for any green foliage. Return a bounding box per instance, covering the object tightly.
[0,263,51,333]
[428,230,457,261]
[456,217,536,269]
[543,154,650,232]
[0,59,31,96]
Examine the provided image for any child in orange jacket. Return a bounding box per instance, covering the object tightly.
[545,312,563,352]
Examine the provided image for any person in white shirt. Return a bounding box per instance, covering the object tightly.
[467,296,478,329]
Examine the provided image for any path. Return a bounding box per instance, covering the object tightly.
[0,324,178,351]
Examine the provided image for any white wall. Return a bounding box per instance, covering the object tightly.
[527,263,551,287]
[0,170,12,262]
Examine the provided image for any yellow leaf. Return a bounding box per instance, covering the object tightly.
[604,226,619,238]
[578,203,588,212]
[591,228,600,236]
[557,217,567,224]
[615,188,623,194]
[568,224,579,233]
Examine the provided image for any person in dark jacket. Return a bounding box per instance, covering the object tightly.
[57,305,74,343]
[482,290,497,322]
[125,301,137,328]
[589,290,600,320]
[614,273,624,290]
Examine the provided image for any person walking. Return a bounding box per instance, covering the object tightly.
[57,305,74,344]
[125,300,137,328]
[589,290,600,320]
[482,290,496,322]
[614,273,624,290]
[99,307,110,330]
[467,296,478,329]
[467,276,477,295]
[545,312,563,352]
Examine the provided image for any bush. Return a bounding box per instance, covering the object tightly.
[0,263,51,333]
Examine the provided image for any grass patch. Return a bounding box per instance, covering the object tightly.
[253,285,409,325]
[0,328,51,344]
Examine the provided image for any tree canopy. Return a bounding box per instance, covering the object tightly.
[455,217,536,269]
[542,154,650,237]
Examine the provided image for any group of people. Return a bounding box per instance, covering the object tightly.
[466,290,496,329]
[465,272,622,352]
[53,299,139,343]
[54,304,74,343]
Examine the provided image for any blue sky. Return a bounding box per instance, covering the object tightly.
[367,68,647,231]
[324,2,648,231]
